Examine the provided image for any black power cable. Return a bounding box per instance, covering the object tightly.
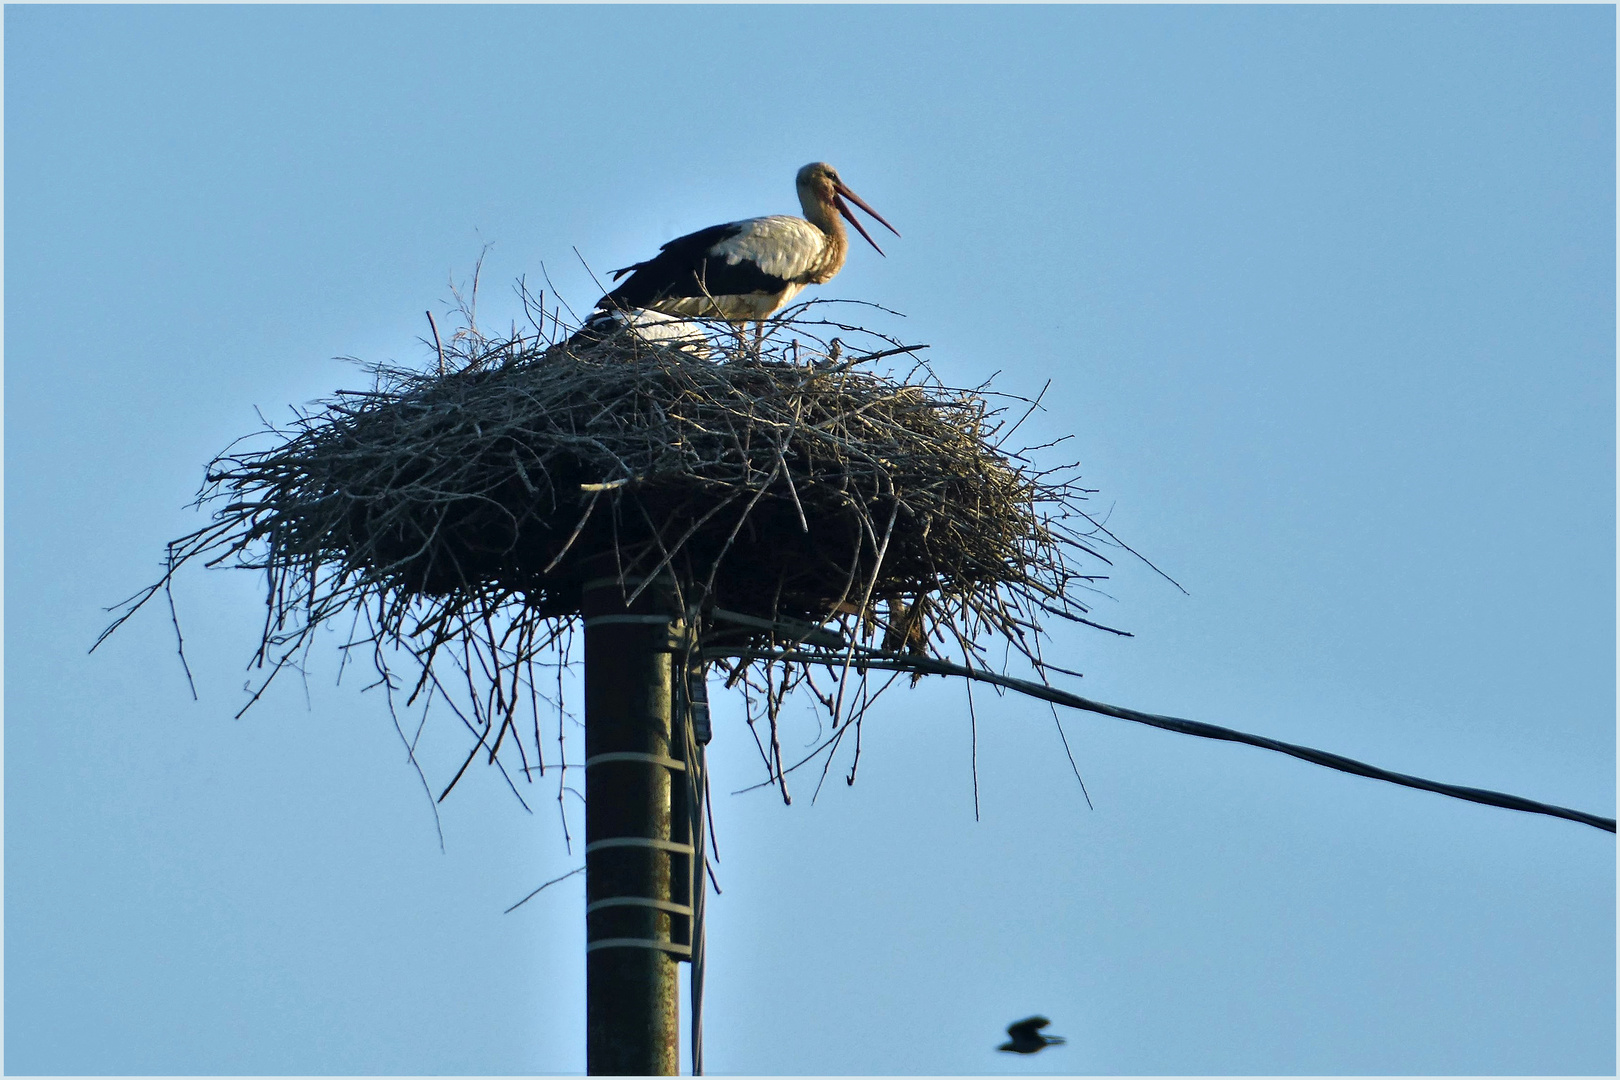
[708,645,1615,834]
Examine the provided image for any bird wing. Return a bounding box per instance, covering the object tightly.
[707,216,827,280]
[656,221,749,258]
[612,222,746,280]
[1006,1016,1050,1038]
[601,218,804,311]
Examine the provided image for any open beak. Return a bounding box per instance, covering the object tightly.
[834,181,901,257]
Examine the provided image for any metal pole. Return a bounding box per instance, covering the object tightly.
[583,572,687,1076]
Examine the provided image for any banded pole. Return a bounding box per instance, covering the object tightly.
[582,571,691,1075]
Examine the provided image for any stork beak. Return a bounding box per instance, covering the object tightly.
[834,181,900,257]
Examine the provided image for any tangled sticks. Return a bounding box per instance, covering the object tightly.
[99,307,1117,802]
[97,304,1615,831]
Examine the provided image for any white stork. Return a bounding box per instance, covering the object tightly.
[567,306,713,358]
[597,162,899,328]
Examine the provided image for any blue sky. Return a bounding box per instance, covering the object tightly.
[6,5,1614,1075]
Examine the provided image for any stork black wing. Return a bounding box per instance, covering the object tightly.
[607,222,744,283]
[599,221,791,310]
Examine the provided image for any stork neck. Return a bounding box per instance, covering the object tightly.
[801,193,844,241]
[799,196,848,283]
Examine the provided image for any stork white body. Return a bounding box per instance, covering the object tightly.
[655,215,826,319]
[597,162,899,326]
[568,307,713,358]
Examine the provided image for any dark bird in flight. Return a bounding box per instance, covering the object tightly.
[998,1015,1067,1054]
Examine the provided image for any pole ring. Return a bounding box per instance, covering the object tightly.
[581,575,661,592]
[586,938,692,958]
[585,837,695,855]
[582,614,681,628]
[587,897,693,916]
[584,752,687,772]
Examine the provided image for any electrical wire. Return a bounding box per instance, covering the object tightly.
[676,651,710,1075]
[705,645,1615,834]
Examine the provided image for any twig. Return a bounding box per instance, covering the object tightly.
[427,311,445,375]
[504,865,585,913]
[1050,702,1094,811]
[966,679,980,821]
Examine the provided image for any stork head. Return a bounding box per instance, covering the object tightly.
[796,162,901,256]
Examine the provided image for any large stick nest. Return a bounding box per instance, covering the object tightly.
[103,298,1123,804]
